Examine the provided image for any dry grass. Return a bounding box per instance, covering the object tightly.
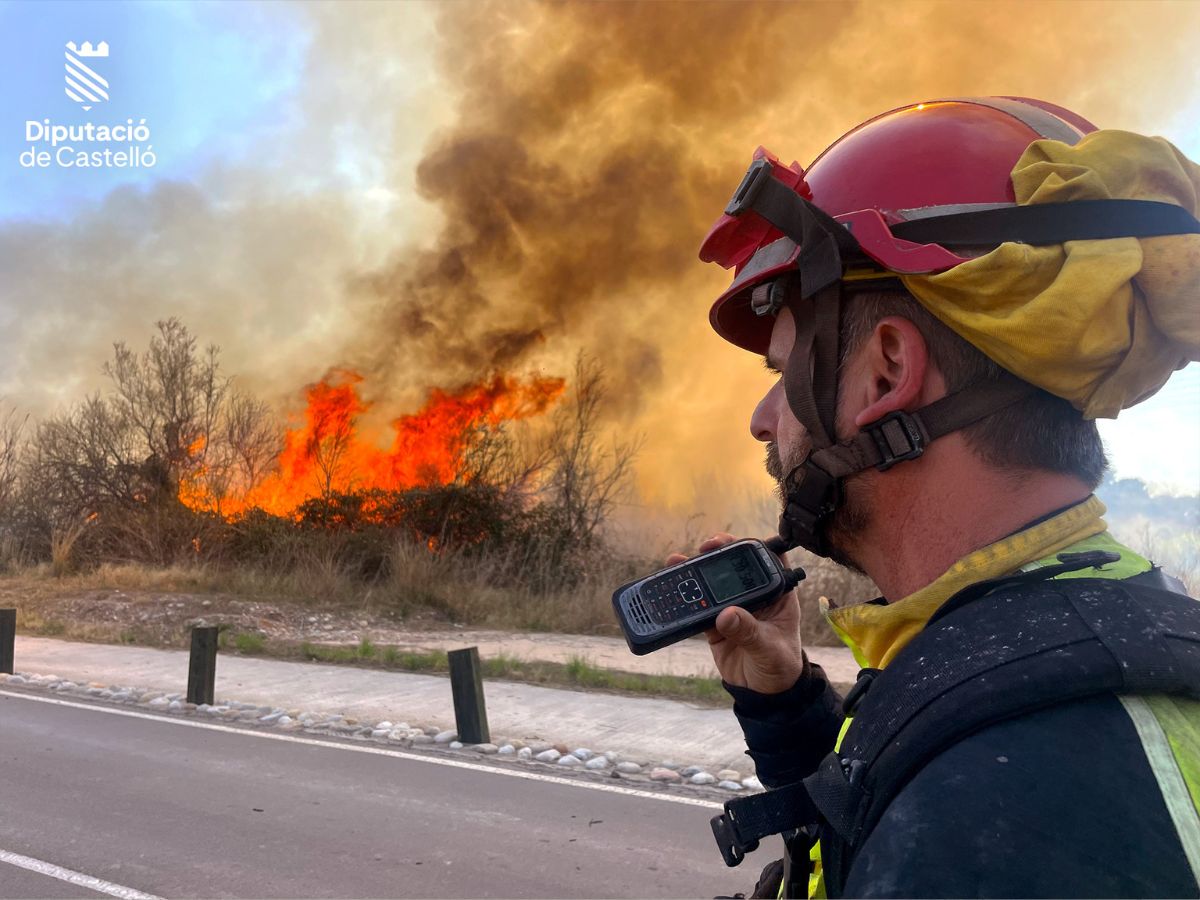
[1,537,645,636]
[48,517,89,577]
[11,530,864,644]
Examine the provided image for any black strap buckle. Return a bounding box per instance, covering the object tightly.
[710,809,758,867]
[710,781,826,869]
[725,159,773,217]
[866,411,927,471]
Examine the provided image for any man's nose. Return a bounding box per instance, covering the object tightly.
[750,383,780,443]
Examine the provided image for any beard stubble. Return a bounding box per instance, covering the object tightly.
[765,439,871,574]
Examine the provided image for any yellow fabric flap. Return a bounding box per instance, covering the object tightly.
[901,130,1200,419]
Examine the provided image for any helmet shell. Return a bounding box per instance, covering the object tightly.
[704,97,1097,353]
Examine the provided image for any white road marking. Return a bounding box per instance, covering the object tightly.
[0,689,724,810]
[0,847,161,900]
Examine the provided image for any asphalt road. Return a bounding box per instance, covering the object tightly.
[0,690,757,898]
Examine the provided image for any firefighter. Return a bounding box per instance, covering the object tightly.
[689,98,1200,898]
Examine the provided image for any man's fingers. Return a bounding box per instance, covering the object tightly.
[669,533,735,567]
[697,532,736,553]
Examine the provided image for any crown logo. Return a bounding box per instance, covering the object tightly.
[66,41,109,58]
[64,41,110,111]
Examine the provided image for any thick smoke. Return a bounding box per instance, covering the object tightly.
[2,0,1197,514]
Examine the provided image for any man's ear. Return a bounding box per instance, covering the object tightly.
[852,316,931,429]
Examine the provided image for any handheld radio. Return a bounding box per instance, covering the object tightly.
[612,538,805,655]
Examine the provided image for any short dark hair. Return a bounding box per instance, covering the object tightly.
[838,288,1108,488]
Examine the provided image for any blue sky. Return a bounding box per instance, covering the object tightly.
[0,0,305,220]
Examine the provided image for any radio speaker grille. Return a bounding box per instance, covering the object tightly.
[627,593,653,630]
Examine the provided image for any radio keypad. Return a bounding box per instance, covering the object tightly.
[642,567,709,624]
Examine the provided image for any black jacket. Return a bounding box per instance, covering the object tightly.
[728,658,1199,898]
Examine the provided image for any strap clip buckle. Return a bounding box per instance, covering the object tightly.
[725,159,773,217]
[866,411,927,471]
[710,809,758,867]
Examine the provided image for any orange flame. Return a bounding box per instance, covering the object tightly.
[182,370,565,518]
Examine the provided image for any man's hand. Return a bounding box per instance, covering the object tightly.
[665,532,805,694]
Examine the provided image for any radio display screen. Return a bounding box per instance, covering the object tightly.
[697,545,769,603]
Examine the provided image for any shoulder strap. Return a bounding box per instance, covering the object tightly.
[812,576,1200,896]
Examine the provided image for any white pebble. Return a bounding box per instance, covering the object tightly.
[572,748,594,761]
[718,780,744,791]
[497,744,516,756]
[277,716,293,726]
[434,730,458,744]
[535,749,561,763]
[557,754,583,767]
[585,757,609,770]
[690,772,717,785]
[616,762,642,774]
[517,747,533,760]
[742,775,763,791]
[473,743,499,755]
[374,721,393,731]
[449,741,463,750]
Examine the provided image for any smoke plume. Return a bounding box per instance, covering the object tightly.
[2,0,1198,517]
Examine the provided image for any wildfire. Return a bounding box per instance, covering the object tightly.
[182,370,565,518]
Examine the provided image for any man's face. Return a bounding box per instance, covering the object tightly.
[749,306,871,569]
[749,308,809,486]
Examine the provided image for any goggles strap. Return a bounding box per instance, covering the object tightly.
[892,198,1200,247]
[741,175,861,298]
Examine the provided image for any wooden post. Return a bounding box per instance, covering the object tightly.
[448,646,490,744]
[0,609,14,675]
[187,625,219,706]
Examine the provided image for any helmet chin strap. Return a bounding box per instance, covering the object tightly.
[758,278,1038,558]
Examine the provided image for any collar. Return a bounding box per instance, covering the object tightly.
[822,495,1113,669]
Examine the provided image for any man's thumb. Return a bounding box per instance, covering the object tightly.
[718,607,759,646]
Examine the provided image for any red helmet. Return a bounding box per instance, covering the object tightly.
[702,97,1097,353]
